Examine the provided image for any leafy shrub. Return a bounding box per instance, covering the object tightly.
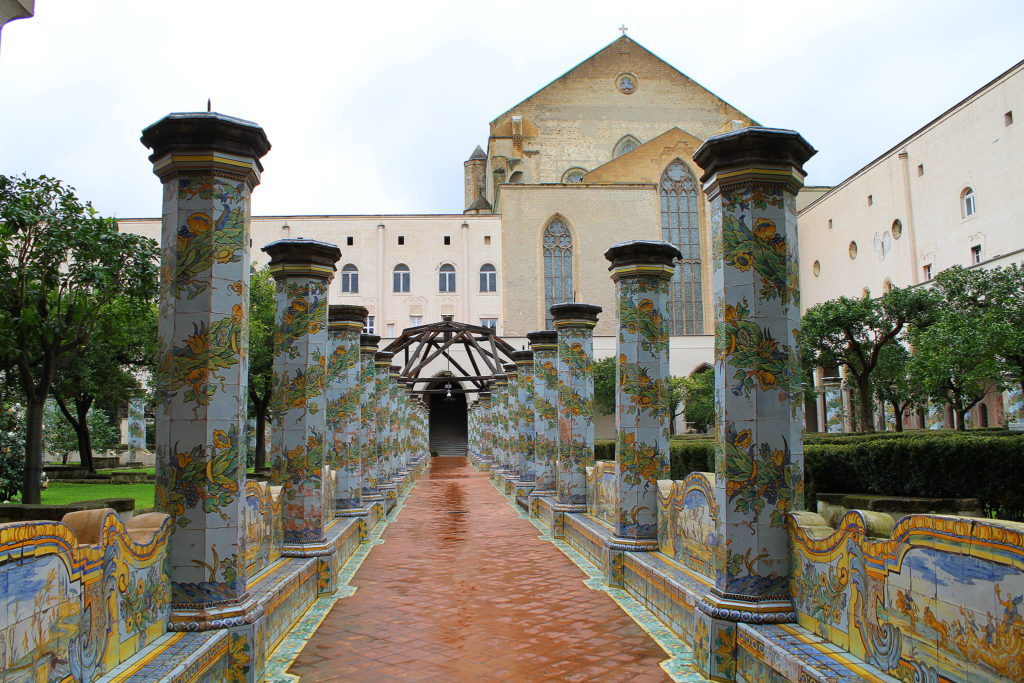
[593,430,1024,520]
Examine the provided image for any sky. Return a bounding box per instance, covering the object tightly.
[1,0,1022,219]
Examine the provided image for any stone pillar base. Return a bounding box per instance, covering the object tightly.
[337,506,369,518]
[692,594,796,681]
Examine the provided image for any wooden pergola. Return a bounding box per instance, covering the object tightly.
[382,316,518,395]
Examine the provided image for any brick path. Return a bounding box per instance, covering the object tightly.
[288,456,671,682]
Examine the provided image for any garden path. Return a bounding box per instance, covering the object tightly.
[287,456,671,682]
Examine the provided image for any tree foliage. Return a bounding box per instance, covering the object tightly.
[908,266,1005,430]
[593,356,616,416]
[51,296,157,470]
[870,342,926,432]
[800,287,935,432]
[0,174,158,503]
[248,265,276,468]
[680,369,714,433]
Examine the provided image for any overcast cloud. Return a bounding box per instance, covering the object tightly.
[1,0,1022,219]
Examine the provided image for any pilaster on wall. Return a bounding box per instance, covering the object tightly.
[691,127,815,680]
[143,112,269,633]
[263,238,341,553]
[551,302,601,510]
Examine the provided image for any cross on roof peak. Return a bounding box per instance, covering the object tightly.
[618,24,628,36]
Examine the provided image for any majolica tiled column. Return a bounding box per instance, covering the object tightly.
[388,365,404,489]
[476,391,492,468]
[359,335,381,502]
[375,352,397,499]
[490,374,508,475]
[127,398,146,463]
[528,331,559,495]
[143,113,269,636]
[327,305,368,516]
[604,241,680,551]
[551,303,601,509]
[503,363,520,479]
[691,128,815,679]
[511,350,536,482]
[263,239,341,551]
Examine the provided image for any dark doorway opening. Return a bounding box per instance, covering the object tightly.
[427,379,467,457]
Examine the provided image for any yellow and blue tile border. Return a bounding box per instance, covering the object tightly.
[264,486,414,682]
[490,479,706,683]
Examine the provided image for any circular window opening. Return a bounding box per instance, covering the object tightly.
[891,219,902,240]
[616,73,638,94]
[812,260,821,277]
[849,241,858,260]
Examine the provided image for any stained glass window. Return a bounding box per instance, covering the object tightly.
[613,135,640,159]
[660,160,703,335]
[543,219,573,329]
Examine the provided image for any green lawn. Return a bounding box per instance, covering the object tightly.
[41,482,155,509]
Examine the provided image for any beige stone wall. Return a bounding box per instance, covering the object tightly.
[483,36,756,204]
[119,214,504,338]
[799,61,1024,308]
[498,184,660,338]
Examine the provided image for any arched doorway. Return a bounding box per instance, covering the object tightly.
[425,378,467,457]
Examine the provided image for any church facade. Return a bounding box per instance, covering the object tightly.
[120,37,1023,429]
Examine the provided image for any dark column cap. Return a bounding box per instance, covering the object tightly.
[527,330,558,347]
[510,350,534,364]
[605,240,682,270]
[141,112,271,167]
[692,127,816,186]
[374,351,394,364]
[360,334,381,349]
[263,238,341,280]
[329,304,369,326]
[550,302,602,325]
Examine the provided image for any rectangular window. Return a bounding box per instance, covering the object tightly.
[923,263,933,280]
[363,316,375,335]
[341,268,358,293]
[386,323,396,337]
[484,235,491,245]
[480,318,497,329]
[409,315,423,327]
[827,219,833,230]
[397,235,405,245]
[867,195,873,206]
[971,245,982,264]
[346,236,354,246]
[443,235,451,245]
[1006,111,1014,126]
[917,164,924,176]
[439,267,456,292]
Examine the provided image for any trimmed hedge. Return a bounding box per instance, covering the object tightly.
[594,431,1024,520]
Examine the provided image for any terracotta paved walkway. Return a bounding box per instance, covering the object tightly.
[288,457,671,682]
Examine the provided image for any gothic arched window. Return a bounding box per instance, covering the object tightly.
[340,264,358,293]
[543,218,573,329]
[613,135,640,159]
[660,159,703,335]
